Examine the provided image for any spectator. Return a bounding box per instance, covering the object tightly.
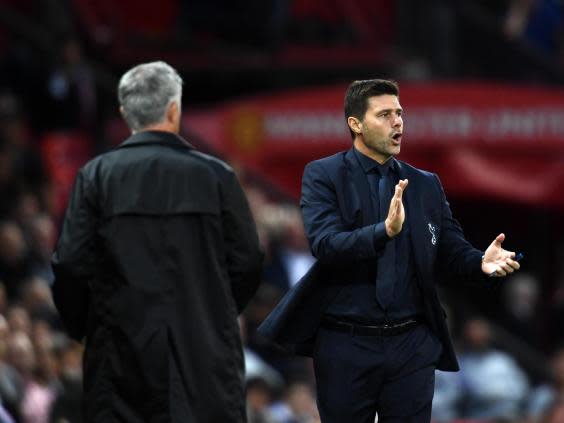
[526,347,564,421]
[0,221,31,299]
[457,317,530,420]
[268,381,320,423]
[258,204,314,292]
[240,315,284,389]
[19,331,58,423]
[0,315,22,420]
[12,191,41,231]
[0,140,17,218]
[277,206,315,288]
[246,377,277,423]
[504,0,563,60]
[257,204,292,293]
[6,331,34,381]
[548,250,564,350]
[499,272,542,348]
[49,340,83,423]
[26,214,56,285]
[21,278,59,330]
[0,94,46,203]
[40,36,97,132]
[0,284,8,316]
[432,369,463,422]
[6,306,31,336]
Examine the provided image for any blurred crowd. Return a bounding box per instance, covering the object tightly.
[1,0,562,116]
[0,91,83,423]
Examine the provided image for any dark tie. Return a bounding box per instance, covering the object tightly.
[375,166,396,310]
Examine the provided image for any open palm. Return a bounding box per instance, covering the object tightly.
[481,233,520,277]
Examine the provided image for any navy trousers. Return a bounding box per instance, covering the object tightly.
[313,324,443,423]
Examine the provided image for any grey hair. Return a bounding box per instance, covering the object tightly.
[118,61,183,131]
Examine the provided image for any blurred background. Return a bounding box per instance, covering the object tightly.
[0,0,563,422]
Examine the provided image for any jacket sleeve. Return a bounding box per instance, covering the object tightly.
[434,174,485,283]
[300,160,389,265]
[220,171,263,313]
[51,168,98,341]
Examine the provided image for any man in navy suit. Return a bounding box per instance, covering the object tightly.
[258,79,521,423]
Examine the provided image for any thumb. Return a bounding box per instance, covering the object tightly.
[494,233,505,247]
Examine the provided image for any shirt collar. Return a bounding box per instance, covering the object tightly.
[353,146,397,176]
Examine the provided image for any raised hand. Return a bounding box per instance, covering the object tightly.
[385,179,408,238]
[481,233,521,277]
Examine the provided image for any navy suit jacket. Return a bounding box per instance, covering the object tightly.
[258,148,487,371]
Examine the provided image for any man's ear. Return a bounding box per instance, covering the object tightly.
[347,116,362,136]
[167,101,178,123]
[119,106,126,118]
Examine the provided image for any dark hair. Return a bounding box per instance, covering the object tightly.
[344,79,399,139]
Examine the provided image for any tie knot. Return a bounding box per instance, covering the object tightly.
[375,164,390,177]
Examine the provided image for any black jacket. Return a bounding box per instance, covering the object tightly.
[52,130,263,422]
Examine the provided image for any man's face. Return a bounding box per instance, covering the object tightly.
[356,94,403,163]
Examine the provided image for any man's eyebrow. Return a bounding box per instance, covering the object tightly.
[375,107,403,114]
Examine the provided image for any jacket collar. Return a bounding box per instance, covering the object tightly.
[117,130,194,150]
[344,148,374,225]
[353,147,399,176]
[343,148,407,226]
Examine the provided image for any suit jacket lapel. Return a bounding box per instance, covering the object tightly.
[344,149,375,226]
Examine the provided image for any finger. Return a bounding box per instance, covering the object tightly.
[507,259,521,270]
[493,233,505,248]
[390,192,401,212]
[495,266,507,277]
[502,250,515,259]
[500,262,514,274]
[393,184,403,200]
[395,181,407,200]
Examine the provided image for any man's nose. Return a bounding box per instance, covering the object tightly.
[392,115,402,127]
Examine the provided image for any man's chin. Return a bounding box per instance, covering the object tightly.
[389,146,401,156]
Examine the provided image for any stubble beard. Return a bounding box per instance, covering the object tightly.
[364,136,399,163]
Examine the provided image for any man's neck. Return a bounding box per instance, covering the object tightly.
[353,138,392,164]
[133,122,178,135]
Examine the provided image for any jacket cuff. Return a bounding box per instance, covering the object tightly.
[373,222,391,251]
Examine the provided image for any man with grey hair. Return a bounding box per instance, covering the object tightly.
[52,61,263,422]
[118,61,183,133]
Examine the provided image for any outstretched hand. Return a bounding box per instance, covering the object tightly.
[481,233,520,277]
[385,179,408,238]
